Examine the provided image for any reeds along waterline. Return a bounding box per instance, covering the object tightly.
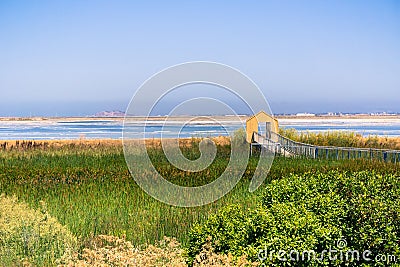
[279,128,400,150]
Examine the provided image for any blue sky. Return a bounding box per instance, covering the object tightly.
[0,1,399,116]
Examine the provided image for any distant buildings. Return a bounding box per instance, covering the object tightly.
[295,113,316,117]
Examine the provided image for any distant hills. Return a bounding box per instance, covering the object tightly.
[94,111,125,117]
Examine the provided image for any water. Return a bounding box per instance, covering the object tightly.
[0,120,243,140]
[0,118,399,140]
[279,118,400,137]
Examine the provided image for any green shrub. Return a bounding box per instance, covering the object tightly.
[187,171,400,266]
[0,195,77,266]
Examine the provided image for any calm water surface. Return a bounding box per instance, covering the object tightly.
[0,118,399,140]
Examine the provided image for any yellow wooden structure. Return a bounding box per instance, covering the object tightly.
[246,111,279,143]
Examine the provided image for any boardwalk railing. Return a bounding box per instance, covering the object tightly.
[251,132,280,155]
[252,132,400,163]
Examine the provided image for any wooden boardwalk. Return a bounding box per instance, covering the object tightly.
[251,131,400,163]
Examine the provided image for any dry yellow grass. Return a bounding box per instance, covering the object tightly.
[191,237,258,267]
[0,137,232,152]
[0,139,121,150]
[59,236,186,267]
[60,235,257,267]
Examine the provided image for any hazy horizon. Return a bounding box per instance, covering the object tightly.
[1,100,399,118]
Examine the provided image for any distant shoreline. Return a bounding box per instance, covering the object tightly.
[277,114,400,120]
[1,114,399,122]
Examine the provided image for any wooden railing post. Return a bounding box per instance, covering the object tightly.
[259,131,399,164]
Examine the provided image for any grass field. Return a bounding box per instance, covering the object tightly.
[0,137,399,266]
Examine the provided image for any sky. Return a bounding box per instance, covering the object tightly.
[0,0,399,116]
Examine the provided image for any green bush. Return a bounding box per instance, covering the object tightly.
[0,195,77,266]
[187,171,400,266]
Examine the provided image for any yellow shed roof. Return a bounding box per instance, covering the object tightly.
[246,110,278,123]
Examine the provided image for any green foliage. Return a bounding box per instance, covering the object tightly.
[0,195,77,266]
[187,171,400,266]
